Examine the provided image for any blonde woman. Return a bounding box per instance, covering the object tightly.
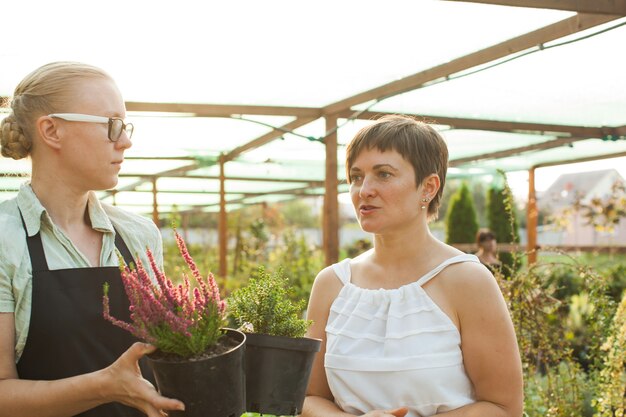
[303,116,523,417]
[0,62,184,417]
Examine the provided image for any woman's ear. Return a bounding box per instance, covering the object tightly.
[421,174,440,198]
[35,115,62,151]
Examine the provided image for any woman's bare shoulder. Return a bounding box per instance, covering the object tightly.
[440,260,507,315]
[312,265,344,295]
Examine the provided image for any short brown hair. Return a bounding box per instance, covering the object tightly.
[476,228,496,245]
[345,115,448,218]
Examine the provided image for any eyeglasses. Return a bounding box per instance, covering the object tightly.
[48,113,134,142]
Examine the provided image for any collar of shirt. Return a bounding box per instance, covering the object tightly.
[16,183,115,237]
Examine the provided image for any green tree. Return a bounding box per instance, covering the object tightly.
[487,183,520,274]
[438,179,487,227]
[445,183,479,244]
[280,199,319,228]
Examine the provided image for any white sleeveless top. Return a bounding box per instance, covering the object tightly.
[325,254,479,417]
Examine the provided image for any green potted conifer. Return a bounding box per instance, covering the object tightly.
[229,267,321,416]
[103,231,245,417]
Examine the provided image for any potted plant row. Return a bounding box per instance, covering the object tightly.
[229,267,321,417]
[103,231,245,417]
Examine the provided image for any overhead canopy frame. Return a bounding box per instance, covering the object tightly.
[2,1,626,272]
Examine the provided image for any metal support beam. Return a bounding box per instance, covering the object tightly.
[534,150,626,168]
[449,137,583,166]
[194,185,332,207]
[322,13,619,115]
[151,177,159,225]
[125,156,197,161]
[103,162,199,198]
[218,154,227,278]
[444,0,626,15]
[323,116,340,266]
[224,117,318,162]
[527,167,538,264]
[119,174,325,185]
[125,102,322,118]
[109,188,327,196]
[339,109,617,138]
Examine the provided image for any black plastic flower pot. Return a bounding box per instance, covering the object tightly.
[147,328,246,417]
[244,333,322,416]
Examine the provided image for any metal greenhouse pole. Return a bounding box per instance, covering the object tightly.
[527,167,538,264]
[151,177,159,225]
[218,154,227,277]
[324,115,339,265]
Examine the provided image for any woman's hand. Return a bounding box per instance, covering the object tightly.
[101,342,185,417]
[362,407,409,417]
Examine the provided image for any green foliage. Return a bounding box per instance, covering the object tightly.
[280,199,319,228]
[158,190,626,414]
[523,362,593,417]
[487,182,520,241]
[593,290,626,417]
[487,180,521,274]
[150,301,224,358]
[445,183,479,244]
[163,240,218,282]
[438,180,488,227]
[497,253,620,417]
[232,217,270,280]
[541,257,626,304]
[268,229,323,305]
[162,220,324,312]
[229,267,312,338]
[605,263,626,302]
[581,180,626,233]
[344,238,372,259]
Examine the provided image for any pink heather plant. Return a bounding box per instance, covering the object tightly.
[103,230,226,358]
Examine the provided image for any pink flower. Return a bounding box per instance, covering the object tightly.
[103,230,226,357]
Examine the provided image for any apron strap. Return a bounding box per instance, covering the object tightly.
[113,227,135,268]
[18,207,136,271]
[18,209,49,272]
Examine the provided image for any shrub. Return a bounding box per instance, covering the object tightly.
[344,238,372,259]
[445,183,479,244]
[498,254,619,417]
[487,182,520,275]
[228,267,312,338]
[593,290,626,417]
[523,362,592,417]
[605,263,626,303]
[268,229,323,306]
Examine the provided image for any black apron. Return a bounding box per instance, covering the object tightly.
[16,212,155,417]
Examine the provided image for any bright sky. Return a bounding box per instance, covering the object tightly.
[2,1,625,211]
[1,0,572,106]
[506,156,626,200]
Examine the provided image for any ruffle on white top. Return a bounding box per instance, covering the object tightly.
[325,254,479,417]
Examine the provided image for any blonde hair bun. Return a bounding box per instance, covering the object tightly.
[1,113,31,160]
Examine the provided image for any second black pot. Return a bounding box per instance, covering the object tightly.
[245,333,321,416]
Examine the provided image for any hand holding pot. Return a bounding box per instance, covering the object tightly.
[362,407,409,417]
[102,342,185,417]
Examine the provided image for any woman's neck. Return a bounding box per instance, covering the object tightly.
[371,223,441,266]
[30,169,90,232]
[476,249,499,264]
